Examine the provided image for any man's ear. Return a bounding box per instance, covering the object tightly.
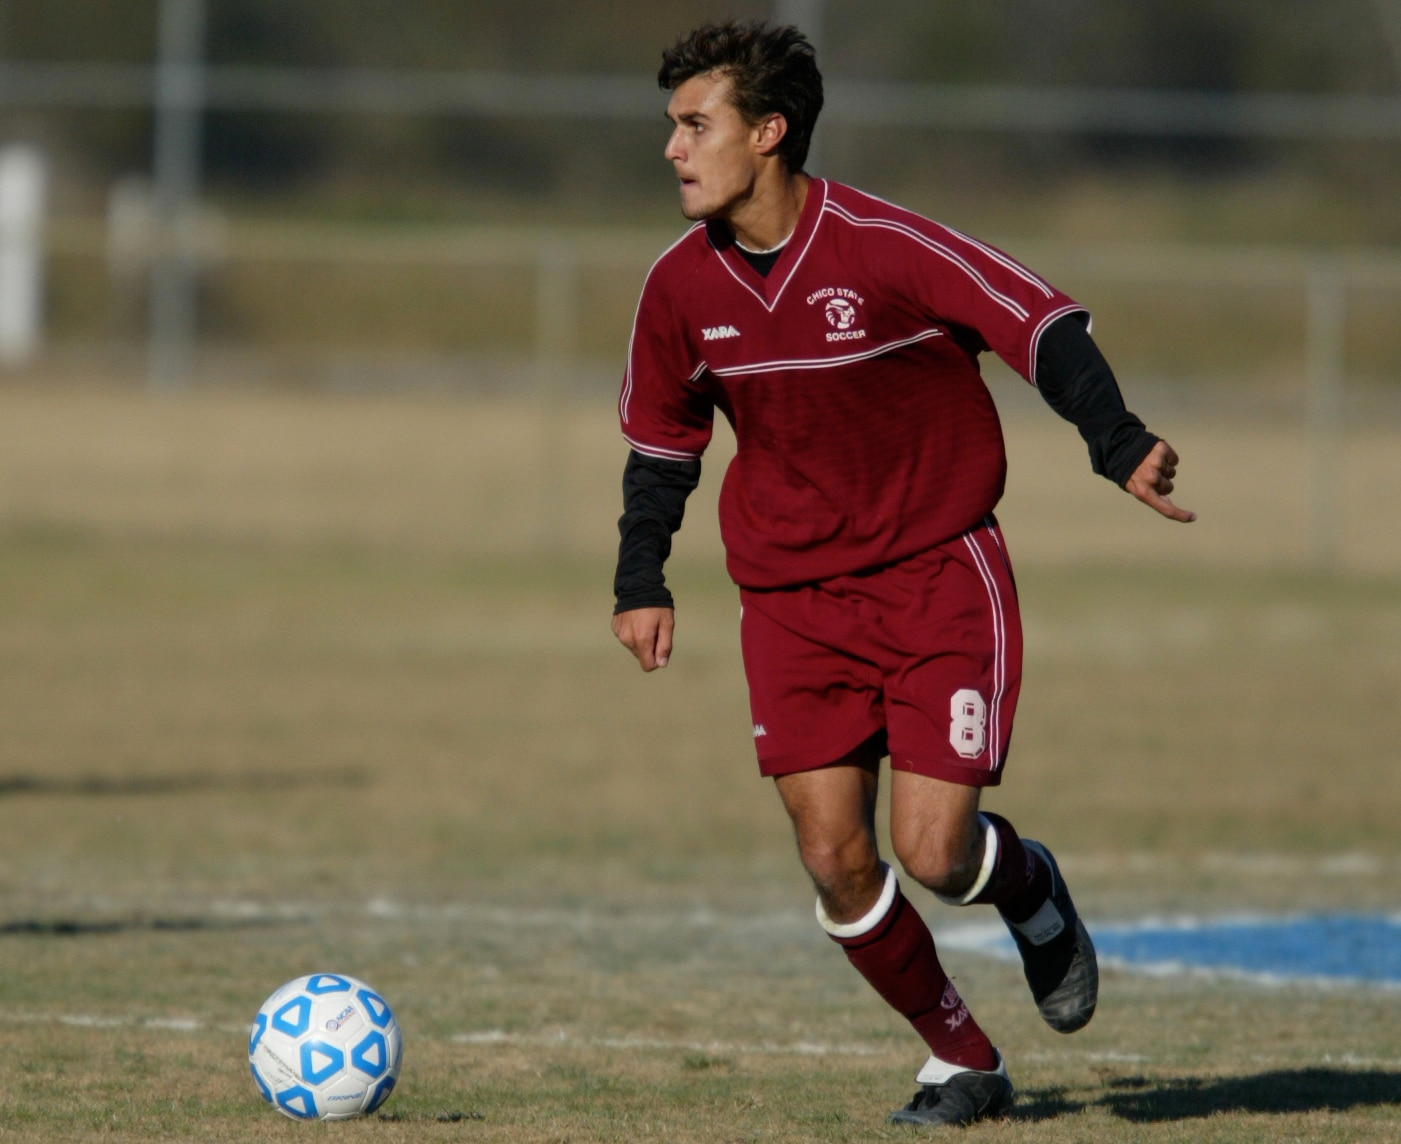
[753,113,789,157]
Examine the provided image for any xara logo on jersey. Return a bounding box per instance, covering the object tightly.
[702,324,741,341]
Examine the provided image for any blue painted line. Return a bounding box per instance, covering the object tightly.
[939,914,1401,987]
[1093,914,1401,985]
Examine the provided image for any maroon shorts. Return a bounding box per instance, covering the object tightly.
[739,517,1022,788]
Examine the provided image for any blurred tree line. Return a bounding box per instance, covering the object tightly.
[1,0,1398,239]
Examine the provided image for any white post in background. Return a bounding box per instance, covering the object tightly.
[148,0,207,390]
[1305,264,1345,570]
[773,0,825,174]
[107,176,154,340]
[0,145,46,367]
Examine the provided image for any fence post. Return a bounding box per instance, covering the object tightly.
[773,0,825,172]
[1305,262,1345,570]
[0,145,46,367]
[535,235,580,552]
[148,0,206,390]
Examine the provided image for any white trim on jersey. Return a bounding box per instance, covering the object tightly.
[1027,303,1092,389]
[961,521,1010,773]
[941,224,1055,300]
[621,362,712,461]
[707,180,830,314]
[840,183,1055,301]
[823,200,1032,323]
[710,327,946,378]
[622,433,703,462]
[619,221,707,427]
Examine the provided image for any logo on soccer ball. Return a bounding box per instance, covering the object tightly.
[825,297,857,330]
[325,1004,360,1033]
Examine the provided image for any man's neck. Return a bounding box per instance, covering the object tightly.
[727,171,810,253]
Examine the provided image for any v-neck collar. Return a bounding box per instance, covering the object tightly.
[706,178,828,314]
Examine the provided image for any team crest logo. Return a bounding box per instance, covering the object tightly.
[825,297,857,330]
[807,286,868,343]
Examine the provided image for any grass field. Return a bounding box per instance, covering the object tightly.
[0,386,1399,1141]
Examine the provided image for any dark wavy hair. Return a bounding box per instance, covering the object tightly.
[658,21,824,173]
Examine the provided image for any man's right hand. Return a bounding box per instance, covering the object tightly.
[611,607,675,671]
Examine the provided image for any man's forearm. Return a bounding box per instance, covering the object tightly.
[613,449,701,613]
[1034,313,1159,488]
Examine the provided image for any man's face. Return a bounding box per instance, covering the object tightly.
[663,72,766,221]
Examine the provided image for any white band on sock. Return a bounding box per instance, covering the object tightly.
[816,862,899,939]
[934,814,999,907]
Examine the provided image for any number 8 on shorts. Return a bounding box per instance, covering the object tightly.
[949,689,988,759]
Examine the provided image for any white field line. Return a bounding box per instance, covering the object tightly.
[451,1029,890,1057]
[2,1011,244,1034]
[41,850,1388,931]
[0,1012,890,1059]
[1058,851,1398,879]
[10,1011,1401,1073]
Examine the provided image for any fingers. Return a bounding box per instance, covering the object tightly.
[653,612,674,669]
[1147,491,1198,524]
[1127,440,1196,523]
[1130,478,1197,522]
[1147,442,1179,492]
[611,608,675,671]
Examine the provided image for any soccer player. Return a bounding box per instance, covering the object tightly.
[612,21,1194,1128]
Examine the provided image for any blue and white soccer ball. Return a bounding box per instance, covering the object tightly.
[249,973,403,1120]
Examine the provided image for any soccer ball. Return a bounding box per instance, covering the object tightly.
[248,973,403,1120]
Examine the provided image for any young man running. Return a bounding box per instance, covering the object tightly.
[612,21,1194,1128]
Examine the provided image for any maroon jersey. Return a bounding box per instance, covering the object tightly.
[619,179,1086,590]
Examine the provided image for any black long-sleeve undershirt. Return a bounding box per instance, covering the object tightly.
[613,449,701,613]
[1035,314,1159,488]
[612,312,1158,613]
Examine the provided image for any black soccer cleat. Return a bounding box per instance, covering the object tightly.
[1003,839,1098,1033]
[888,1052,1014,1127]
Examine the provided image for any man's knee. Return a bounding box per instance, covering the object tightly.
[798,831,882,920]
[799,830,877,887]
[892,830,983,899]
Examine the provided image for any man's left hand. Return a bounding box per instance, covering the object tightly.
[1126,440,1196,523]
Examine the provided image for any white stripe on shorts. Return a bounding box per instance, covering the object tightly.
[961,521,1009,772]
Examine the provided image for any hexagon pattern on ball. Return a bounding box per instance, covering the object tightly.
[249,973,403,1120]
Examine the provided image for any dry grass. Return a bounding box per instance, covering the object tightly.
[0,380,1399,572]
[0,385,1399,1140]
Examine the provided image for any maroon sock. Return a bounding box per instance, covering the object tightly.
[828,881,998,1070]
[973,811,1051,925]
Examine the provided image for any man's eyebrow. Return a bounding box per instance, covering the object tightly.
[665,109,708,125]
